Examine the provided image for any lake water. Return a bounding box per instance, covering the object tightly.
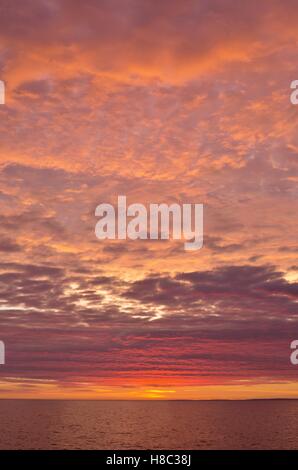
[0,400,297,449]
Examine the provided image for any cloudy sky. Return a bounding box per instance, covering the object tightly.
[0,0,297,399]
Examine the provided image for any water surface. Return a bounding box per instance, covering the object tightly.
[0,399,297,449]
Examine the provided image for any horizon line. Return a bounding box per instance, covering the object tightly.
[0,397,298,401]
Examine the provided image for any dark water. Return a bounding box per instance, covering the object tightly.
[0,400,297,449]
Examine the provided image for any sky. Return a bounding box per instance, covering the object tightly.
[0,0,297,399]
